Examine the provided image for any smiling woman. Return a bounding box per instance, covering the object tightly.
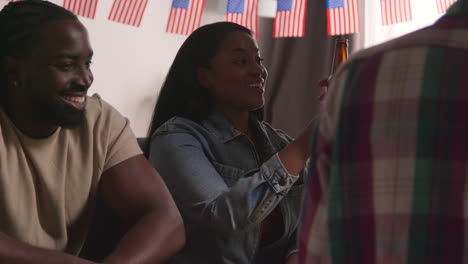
[143,22,315,264]
[197,30,267,120]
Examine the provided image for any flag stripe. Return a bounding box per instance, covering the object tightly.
[380,0,412,26]
[166,0,206,35]
[108,0,149,27]
[63,0,98,19]
[274,0,308,38]
[327,0,360,36]
[436,0,456,14]
[108,0,121,21]
[226,0,259,37]
[136,0,148,27]
[119,0,130,24]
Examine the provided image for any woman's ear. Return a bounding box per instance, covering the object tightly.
[197,67,212,89]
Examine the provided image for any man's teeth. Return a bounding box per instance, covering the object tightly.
[249,83,262,87]
[62,95,85,103]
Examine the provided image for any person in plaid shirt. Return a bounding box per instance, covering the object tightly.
[299,0,468,263]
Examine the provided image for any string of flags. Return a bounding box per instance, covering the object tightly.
[6,0,459,37]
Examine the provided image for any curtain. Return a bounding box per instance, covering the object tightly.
[258,0,356,137]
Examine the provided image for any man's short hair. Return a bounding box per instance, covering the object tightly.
[0,0,77,58]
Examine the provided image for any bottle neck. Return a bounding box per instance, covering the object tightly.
[331,39,349,75]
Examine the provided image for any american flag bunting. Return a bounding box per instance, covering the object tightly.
[273,0,308,38]
[226,0,259,37]
[108,0,149,27]
[166,0,206,35]
[326,0,360,36]
[63,0,99,19]
[380,0,412,25]
[436,0,457,14]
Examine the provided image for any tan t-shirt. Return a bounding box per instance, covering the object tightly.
[0,94,142,254]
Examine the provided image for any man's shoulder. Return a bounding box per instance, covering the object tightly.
[349,30,426,63]
[351,22,468,63]
[86,93,111,116]
[85,93,124,125]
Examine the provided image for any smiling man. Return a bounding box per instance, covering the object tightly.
[0,1,184,263]
[11,19,92,135]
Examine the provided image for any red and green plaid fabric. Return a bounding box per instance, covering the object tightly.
[299,1,468,263]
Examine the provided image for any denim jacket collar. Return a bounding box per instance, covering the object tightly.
[202,112,264,144]
[201,112,284,164]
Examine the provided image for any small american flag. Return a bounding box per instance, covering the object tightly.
[380,0,412,25]
[166,0,206,35]
[108,0,149,27]
[326,0,360,36]
[436,0,456,14]
[273,0,308,38]
[63,0,99,19]
[226,0,258,37]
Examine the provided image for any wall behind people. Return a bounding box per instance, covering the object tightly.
[0,0,229,136]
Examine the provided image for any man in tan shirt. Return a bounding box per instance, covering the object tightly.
[0,0,185,263]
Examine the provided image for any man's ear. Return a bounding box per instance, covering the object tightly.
[197,67,212,89]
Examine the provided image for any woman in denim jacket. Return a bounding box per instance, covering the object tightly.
[144,22,315,264]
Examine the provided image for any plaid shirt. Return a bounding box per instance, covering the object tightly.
[299,1,468,263]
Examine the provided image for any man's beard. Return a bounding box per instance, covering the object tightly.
[38,97,86,128]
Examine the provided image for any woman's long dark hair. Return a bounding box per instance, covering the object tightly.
[0,0,77,104]
[144,22,263,157]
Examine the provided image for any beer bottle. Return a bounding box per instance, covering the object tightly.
[330,37,349,76]
[318,37,349,100]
